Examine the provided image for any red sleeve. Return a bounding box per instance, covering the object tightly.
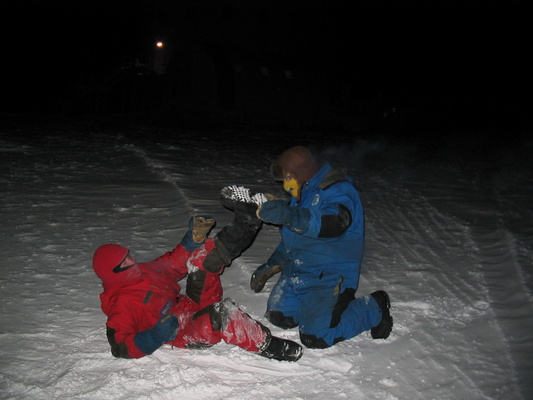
[149,243,191,282]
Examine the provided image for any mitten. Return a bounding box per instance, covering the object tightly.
[192,216,216,243]
[181,215,215,252]
[134,314,179,355]
[250,263,282,293]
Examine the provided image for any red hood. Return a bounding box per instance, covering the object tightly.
[92,244,142,292]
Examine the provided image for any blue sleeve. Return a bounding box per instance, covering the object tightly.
[302,185,357,239]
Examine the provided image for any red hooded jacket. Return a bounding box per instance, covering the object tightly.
[94,239,264,359]
[95,242,192,358]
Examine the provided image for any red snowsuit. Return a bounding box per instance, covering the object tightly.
[98,239,268,359]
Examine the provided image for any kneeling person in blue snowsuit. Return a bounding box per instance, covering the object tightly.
[251,146,393,348]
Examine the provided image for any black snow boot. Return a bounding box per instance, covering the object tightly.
[258,334,303,362]
[370,291,393,339]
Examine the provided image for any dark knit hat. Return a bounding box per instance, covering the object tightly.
[270,146,319,185]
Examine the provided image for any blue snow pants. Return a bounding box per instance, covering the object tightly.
[266,268,382,348]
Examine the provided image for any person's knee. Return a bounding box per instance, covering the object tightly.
[299,332,330,349]
[193,298,238,331]
[266,310,298,330]
[299,332,345,349]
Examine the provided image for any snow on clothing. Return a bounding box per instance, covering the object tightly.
[97,239,267,359]
[265,162,382,347]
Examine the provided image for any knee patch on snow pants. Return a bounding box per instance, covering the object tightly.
[299,288,356,349]
[329,288,356,328]
[192,298,239,332]
[299,332,345,349]
[184,298,269,353]
[266,310,298,330]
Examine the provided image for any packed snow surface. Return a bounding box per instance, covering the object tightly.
[1,123,532,400]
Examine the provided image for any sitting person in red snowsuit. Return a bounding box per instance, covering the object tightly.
[92,186,302,362]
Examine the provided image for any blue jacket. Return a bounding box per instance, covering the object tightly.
[269,163,364,290]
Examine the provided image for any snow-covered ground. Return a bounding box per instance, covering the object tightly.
[1,122,532,400]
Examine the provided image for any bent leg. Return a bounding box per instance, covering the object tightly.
[174,298,267,352]
[174,297,302,361]
[265,271,299,329]
[300,294,381,348]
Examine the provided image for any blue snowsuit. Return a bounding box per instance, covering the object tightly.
[265,163,381,348]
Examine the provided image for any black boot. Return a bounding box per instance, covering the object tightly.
[258,334,303,362]
[370,291,393,339]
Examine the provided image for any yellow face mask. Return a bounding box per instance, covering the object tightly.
[283,176,300,198]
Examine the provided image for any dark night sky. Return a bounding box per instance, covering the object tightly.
[2,0,531,134]
[3,1,147,112]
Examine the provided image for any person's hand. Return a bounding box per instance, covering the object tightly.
[154,314,179,341]
[250,263,282,293]
[134,314,179,355]
[192,216,216,243]
[257,200,291,225]
[181,216,215,252]
[264,193,279,201]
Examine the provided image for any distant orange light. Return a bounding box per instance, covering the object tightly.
[156,41,164,48]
